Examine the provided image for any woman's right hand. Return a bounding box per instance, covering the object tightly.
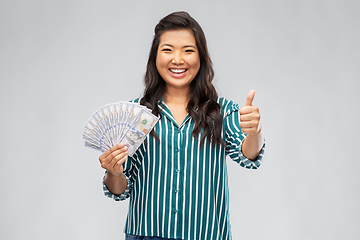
[99,142,129,176]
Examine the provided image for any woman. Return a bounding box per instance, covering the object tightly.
[99,11,265,240]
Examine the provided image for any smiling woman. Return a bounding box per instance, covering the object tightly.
[98,11,265,240]
[156,29,200,91]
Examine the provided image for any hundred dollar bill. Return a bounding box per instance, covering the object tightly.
[122,110,159,157]
[120,103,144,142]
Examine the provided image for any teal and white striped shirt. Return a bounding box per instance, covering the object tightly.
[103,97,265,240]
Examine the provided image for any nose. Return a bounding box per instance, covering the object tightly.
[171,52,184,64]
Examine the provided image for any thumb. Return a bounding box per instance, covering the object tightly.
[245,90,255,106]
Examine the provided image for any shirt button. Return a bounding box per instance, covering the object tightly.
[175,148,179,152]
[174,210,178,214]
[174,189,178,193]
[175,169,179,173]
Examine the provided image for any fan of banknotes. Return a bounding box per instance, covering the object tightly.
[83,102,159,156]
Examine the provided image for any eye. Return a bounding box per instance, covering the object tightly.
[162,48,172,52]
[185,49,195,53]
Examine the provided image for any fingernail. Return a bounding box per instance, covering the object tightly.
[119,142,124,147]
[124,146,128,150]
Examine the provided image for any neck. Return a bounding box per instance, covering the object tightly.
[163,86,190,105]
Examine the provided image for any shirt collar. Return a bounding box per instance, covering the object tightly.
[157,97,191,128]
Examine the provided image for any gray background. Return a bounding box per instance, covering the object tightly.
[1,0,359,239]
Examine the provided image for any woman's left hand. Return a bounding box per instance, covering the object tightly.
[239,90,261,135]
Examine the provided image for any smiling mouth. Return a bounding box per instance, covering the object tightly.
[169,68,187,74]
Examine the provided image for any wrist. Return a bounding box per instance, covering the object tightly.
[106,170,123,178]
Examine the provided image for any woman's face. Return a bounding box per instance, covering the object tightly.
[156,29,201,91]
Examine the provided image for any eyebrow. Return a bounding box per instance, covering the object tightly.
[160,43,197,49]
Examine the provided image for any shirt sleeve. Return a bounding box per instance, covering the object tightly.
[223,100,265,169]
[102,143,146,201]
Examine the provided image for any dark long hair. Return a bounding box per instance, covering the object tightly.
[140,11,225,147]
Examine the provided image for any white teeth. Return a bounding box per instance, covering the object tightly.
[170,68,186,74]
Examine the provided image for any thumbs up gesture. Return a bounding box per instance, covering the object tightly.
[239,90,261,135]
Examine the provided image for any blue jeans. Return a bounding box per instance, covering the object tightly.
[125,234,182,240]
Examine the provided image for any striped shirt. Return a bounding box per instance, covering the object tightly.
[103,97,265,240]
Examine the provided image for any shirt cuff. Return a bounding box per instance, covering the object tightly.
[102,171,132,201]
[239,141,266,169]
